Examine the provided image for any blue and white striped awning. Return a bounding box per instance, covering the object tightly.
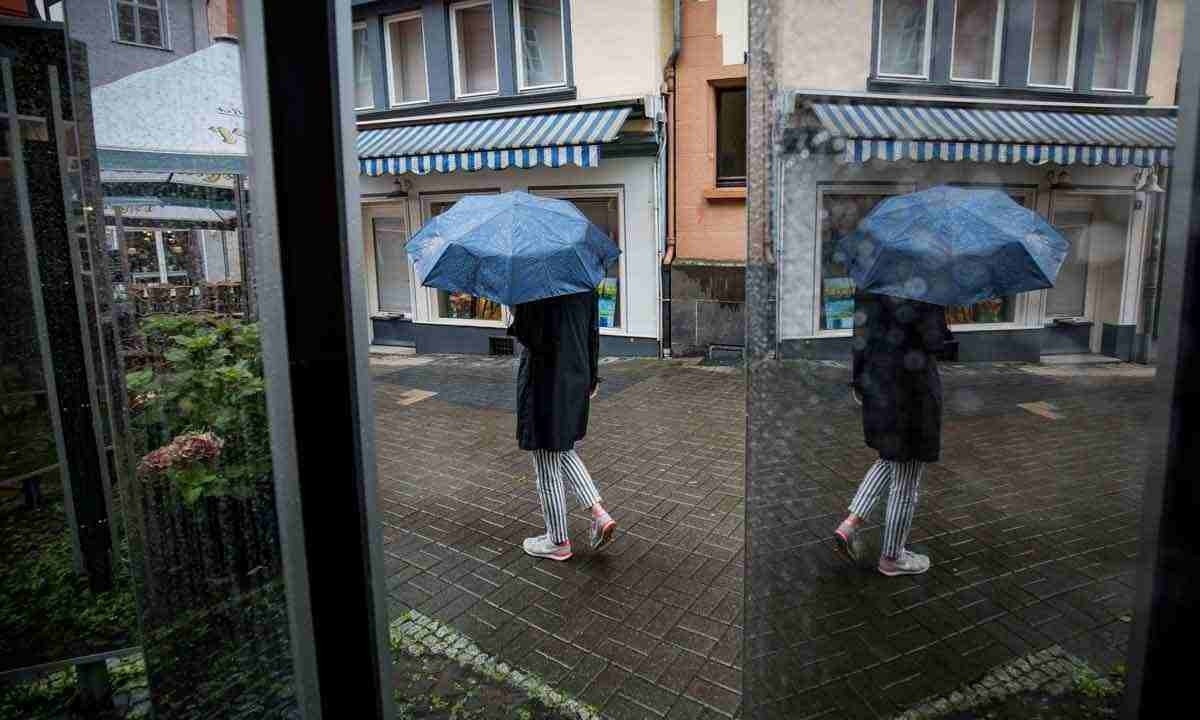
[357,107,632,176]
[808,101,1176,167]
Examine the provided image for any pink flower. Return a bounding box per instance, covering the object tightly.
[172,431,225,464]
[137,445,178,476]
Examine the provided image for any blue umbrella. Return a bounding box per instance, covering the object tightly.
[406,191,621,307]
[836,186,1069,306]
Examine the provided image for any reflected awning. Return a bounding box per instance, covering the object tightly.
[356,106,633,176]
[805,99,1176,167]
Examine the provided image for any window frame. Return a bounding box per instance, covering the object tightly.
[111,0,170,50]
[123,227,191,284]
[383,10,431,108]
[449,0,502,99]
[352,21,376,111]
[715,84,748,188]
[361,198,416,319]
[875,0,937,80]
[1026,0,1082,90]
[1091,0,1143,93]
[513,0,570,92]
[528,185,628,333]
[948,0,1006,85]
[418,189,509,327]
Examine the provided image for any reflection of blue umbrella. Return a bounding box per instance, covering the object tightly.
[837,186,1069,306]
[406,191,620,307]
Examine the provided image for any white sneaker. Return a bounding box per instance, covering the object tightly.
[522,534,572,561]
[878,550,931,577]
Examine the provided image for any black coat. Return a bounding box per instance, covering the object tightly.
[508,291,599,452]
[851,292,951,463]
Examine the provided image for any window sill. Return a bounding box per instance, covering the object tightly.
[113,39,172,52]
[866,78,1152,105]
[703,186,747,202]
[356,87,578,121]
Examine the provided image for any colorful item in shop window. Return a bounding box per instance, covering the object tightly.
[837,186,1069,307]
[597,279,618,328]
[823,277,856,330]
[407,191,621,307]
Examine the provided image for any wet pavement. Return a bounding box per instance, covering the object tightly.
[372,355,1155,719]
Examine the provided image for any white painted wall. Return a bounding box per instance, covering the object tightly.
[569,0,664,100]
[359,156,661,340]
[716,0,748,67]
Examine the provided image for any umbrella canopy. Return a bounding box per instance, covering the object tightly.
[91,39,246,173]
[837,186,1069,306]
[407,191,621,307]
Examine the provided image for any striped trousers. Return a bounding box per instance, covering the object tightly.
[848,459,925,560]
[532,450,602,545]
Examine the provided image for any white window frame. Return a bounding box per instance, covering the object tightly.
[1091,0,1142,93]
[949,0,1006,85]
[352,22,376,111]
[813,183,915,337]
[362,199,417,319]
[875,0,936,80]
[1026,0,1082,90]
[529,186,628,334]
[418,190,509,327]
[449,0,501,99]
[383,11,431,107]
[513,0,569,91]
[111,0,170,50]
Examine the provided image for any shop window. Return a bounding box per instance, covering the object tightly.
[877,0,933,78]
[529,189,623,328]
[124,228,194,285]
[370,213,412,316]
[385,12,430,106]
[515,0,567,90]
[1092,0,1140,92]
[450,0,499,97]
[125,228,160,282]
[113,0,166,48]
[201,229,241,282]
[427,197,503,322]
[352,23,374,109]
[1028,0,1080,88]
[950,0,1003,83]
[716,87,747,187]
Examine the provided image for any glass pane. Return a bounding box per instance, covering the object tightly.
[125,229,160,282]
[1046,226,1089,316]
[138,7,162,47]
[519,0,566,87]
[202,229,228,281]
[371,214,412,315]
[160,229,192,281]
[116,3,137,43]
[819,193,891,330]
[717,87,747,184]
[878,0,930,77]
[951,0,1001,81]
[454,3,498,95]
[1030,0,1078,86]
[353,26,375,108]
[429,199,502,320]
[566,196,622,328]
[388,17,429,104]
[1093,0,1139,91]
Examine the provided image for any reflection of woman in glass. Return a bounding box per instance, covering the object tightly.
[835,290,951,576]
[507,291,615,561]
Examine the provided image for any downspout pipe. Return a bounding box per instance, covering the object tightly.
[661,0,681,357]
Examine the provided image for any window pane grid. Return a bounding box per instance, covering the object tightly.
[352,25,374,109]
[1092,0,1140,91]
[716,87,747,186]
[950,0,1003,83]
[1028,0,1079,87]
[516,0,567,89]
[451,2,499,97]
[385,14,429,106]
[115,0,165,48]
[878,0,933,78]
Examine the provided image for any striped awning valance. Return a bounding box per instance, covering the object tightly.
[357,107,632,176]
[808,101,1176,167]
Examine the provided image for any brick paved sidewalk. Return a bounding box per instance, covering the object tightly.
[374,358,745,720]
[373,355,1156,720]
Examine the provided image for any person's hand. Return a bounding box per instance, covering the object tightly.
[590,384,599,400]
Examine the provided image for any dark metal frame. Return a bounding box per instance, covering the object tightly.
[240,1,394,717]
[716,86,748,188]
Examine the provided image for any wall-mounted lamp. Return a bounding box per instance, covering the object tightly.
[1135,167,1166,193]
[1046,170,1073,188]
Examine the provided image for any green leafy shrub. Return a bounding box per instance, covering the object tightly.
[126,315,270,504]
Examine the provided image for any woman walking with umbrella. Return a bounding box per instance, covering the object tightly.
[406,192,621,561]
[831,186,1069,576]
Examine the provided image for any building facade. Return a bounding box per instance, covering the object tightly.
[352,0,672,356]
[667,0,748,356]
[769,0,1182,363]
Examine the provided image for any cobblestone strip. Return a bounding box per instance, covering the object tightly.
[890,645,1105,720]
[391,610,602,720]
